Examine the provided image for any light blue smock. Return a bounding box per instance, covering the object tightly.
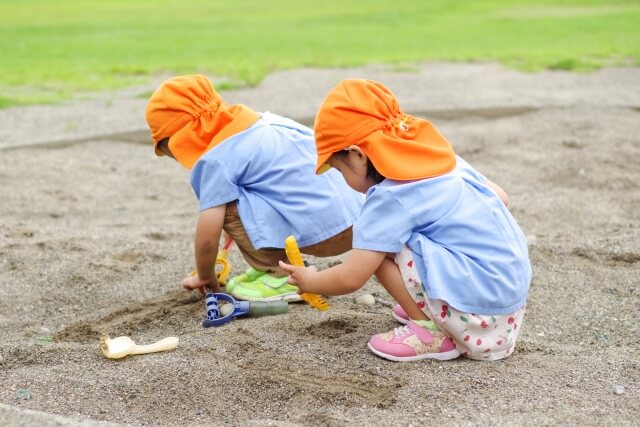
[189,112,363,249]
[353,156,531,315]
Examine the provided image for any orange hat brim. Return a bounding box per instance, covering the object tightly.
[315,151,333,174]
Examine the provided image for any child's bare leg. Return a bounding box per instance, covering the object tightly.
[375,256,428,321]
[222,201,285,274]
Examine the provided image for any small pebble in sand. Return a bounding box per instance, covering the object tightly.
[355,294,375,306]
[612,385,625,395]
[219,303,234,317]
[15,389,31,400]
[527,235,537,246]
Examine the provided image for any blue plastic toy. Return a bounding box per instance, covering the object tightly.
[202,292,288,327]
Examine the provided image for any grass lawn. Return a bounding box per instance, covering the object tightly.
[1,0,638,106]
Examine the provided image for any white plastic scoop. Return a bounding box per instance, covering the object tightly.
[101,334,179,359]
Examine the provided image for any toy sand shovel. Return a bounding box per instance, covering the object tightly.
[190,235,234,285]
[215,235,235,285]
[101,334,179,359]
[284,235,330,311]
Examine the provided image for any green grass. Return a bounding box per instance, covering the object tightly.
[0,0,638,107]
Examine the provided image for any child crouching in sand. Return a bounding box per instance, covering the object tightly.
[280,79,531,361]
[146,75,362,301]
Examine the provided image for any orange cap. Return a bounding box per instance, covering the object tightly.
[314,79,456,180]
[145,75,260,169]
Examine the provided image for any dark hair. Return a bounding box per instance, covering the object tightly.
[332,150,385,184]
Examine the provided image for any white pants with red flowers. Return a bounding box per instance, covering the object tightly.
[395,246,526,361]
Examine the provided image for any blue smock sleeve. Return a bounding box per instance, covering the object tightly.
[353,187,415,253]
[190,156,241,211]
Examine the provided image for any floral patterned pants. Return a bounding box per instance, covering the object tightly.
[396,246,526,361]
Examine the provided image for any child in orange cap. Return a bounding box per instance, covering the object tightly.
[280,79,531,362]
[146,75,362,301]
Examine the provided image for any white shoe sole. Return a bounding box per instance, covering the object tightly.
[368,343,461,362]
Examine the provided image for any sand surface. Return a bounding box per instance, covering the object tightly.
[0,63,639,426]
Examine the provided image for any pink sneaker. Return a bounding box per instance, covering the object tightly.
[392,304,410,324]
[368,321,460,362]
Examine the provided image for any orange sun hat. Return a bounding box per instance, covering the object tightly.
[145,75,260,169]
[314,79,456,180]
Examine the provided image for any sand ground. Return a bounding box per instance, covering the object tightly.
[0,63,639,426]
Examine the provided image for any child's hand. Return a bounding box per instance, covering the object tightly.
[181,275,216,295]
[278,260,317,294]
